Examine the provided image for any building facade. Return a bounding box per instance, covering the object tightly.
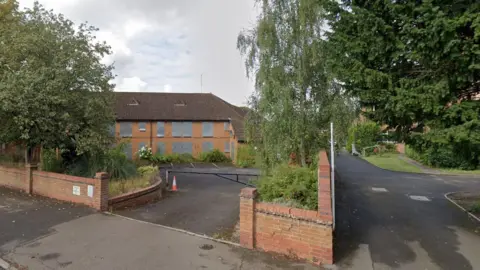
[114,92,246,161]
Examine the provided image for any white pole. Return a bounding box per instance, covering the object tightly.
[330,122,336,230]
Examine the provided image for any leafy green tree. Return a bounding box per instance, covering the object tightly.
[326,0,479,167]
[238,0,357,167]
[0,0,115,162]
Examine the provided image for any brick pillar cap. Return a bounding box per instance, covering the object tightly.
[240,187,257,199]
[95,172,109,179]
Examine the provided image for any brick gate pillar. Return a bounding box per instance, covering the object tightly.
[239,187,257,249]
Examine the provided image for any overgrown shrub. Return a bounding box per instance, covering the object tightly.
[66,143,137,180]
[151,153,197,164]
[347,122,381,154]
[137,146,153,160]
[256,164,318,210]
[41,148,64,173]
[137,165,159,178]
[237,145,256,168]
[407,133,479,170]
[199,149,231,163]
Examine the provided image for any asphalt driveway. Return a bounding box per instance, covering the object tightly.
[115,166,252,239]
[0,187,93,256]
[335,153,480,269]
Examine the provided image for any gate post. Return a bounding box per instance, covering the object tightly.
[239,187,257,249]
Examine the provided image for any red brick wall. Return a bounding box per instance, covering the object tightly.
[239,151,334,265]
[396,143,405,154]
[0,166,26,190]
[0,165,108,211]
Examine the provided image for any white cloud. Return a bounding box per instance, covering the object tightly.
[18,0,257,106]
[116,77,148,92]
[163,84,172,92]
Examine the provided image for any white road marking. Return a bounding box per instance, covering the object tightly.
[409,195,430,201]
[212,163,219,168]
[190,162,195,168]
[371,187,388,192]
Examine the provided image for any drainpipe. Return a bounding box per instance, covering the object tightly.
[150,121,153,148]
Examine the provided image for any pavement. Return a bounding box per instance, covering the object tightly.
[0,187,94,256]
[115,169,250,239]
[335,153,480,269]
[2,212,318,269]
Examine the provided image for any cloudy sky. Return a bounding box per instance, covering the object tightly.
[18,0,257,106]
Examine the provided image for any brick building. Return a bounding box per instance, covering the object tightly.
[114,92,247,161]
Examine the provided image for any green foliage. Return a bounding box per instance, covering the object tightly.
[199,149,231,163]
[470,203,480,214]
[347,122,381,153]
[0,1,115,159]
[256,164,318,210]
[137,166,159,178]
[66,143,137,180]
[236,144,256,168]
[151,153,197,165]
[407,133,479,170]
[327,0,480,162]
[238,0,357,168]
[40,148,63,173]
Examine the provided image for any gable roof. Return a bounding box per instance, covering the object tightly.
[115,92,247,141]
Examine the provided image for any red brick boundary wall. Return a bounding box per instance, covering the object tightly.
[0,164,109,211]
[108,176,165,210]
[239,151,333,265]
[396,143,405,154]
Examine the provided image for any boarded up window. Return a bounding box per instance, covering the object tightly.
[172,122,192,137]
[202,142,213,152]
[157,142,166,154]
[120,122,132,137]
[183,122,192,137]
[172,142,193,154]
[224,142,230,153]
[124,143,132,159]
[202,122,214,137]
[157,122,165,137]
[172,122,182,137]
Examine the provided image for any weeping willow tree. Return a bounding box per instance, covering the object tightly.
[238,0,357,167]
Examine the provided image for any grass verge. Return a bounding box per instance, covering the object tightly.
[439,168,480,175]
[364,153,423,173]
[448,192,480,218]
[109,176,152,197]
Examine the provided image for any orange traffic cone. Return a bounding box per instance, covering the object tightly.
[171,176,178,191]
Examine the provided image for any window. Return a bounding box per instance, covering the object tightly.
[124,143,132,159]
[172,122,193,137]
[157,142,166,154]
[157,122,165,137]
[109,124,116,136]
[202,122,214,137]
[139,122,147,132]
[139,142,147,151]
[172,142,193,154]
[224,142,230,153]
[120,122,132,137]
[172,122,182,137]
[183,122,192,137]
[202,142,213,152]
[224,122,230,131]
